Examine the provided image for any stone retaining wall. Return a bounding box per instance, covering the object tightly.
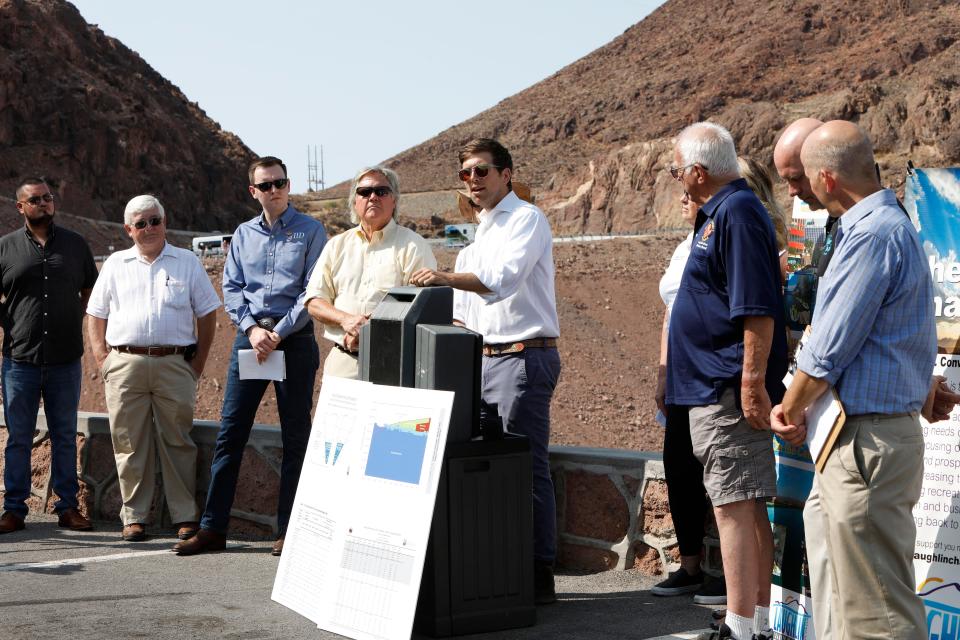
[0,414,719,578]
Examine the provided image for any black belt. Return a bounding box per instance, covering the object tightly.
[335,343,358,356]
[112,345,189,357]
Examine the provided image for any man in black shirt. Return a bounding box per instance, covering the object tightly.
[0,178,98,534]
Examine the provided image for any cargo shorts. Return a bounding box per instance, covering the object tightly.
[688,387,777,506]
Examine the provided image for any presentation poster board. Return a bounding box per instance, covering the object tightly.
[271,377,454,640]
[906,167,960,636]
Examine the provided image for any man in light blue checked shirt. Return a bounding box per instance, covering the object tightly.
[772,121,935,640]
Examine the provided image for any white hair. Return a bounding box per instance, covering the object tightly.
[124,194,165,224]
[348,165,401,224]
[676,122,740,180]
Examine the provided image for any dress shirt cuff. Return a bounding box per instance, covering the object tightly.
[238,315,257,335]
[468,268,502,303]
[796,345,843,386]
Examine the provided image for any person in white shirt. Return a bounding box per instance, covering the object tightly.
[411,138,561,605]
[305,166,436,379]
[87,195,220,543]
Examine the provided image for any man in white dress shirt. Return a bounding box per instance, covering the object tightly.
[411,138,562,605]
[87,195,221,542]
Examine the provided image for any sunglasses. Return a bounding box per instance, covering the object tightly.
[458,164,501,181]
[19,193,54,206]
[355,186,393,198]
[669,163,708,181]
[131,216,163,230]
[253,178,289,192]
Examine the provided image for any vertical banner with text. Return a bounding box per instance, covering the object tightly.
[906,167,960,637]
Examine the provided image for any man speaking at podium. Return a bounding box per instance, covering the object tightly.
[410,138,562,605]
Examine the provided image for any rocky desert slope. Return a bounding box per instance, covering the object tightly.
[0,0,256,230]
[316,0,960,233]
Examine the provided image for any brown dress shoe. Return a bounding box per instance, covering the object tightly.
[122,523,147,542]
[0,511,25,534]
[172,528,226,555]
[58,508,93,531]
[271,535,285,556]
[175,522,200,540]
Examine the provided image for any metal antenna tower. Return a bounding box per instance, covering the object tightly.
[307,145,325,192]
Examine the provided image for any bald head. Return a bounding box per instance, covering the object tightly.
[800,120,880,216]
[773,118,824,209]
[800,120,876,181]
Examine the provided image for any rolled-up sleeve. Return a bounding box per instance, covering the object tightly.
[797,232,890,385]
[470,208,549,303]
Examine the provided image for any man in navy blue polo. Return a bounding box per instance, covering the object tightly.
[666,122,787,640]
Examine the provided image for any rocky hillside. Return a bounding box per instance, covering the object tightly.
[318,0,960,233]
[0,0,256,229]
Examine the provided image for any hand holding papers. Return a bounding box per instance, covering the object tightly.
[238,349,285,380]
[780,372,845,472]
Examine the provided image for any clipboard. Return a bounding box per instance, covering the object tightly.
[786,327,846,472]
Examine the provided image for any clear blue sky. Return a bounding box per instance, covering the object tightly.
[70,1,663,193]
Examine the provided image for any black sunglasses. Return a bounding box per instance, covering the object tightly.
[253,178,289,192]
[458,164,500,181]
[19,193,54,206]
[356,186,393,198]
[132,216,163,230]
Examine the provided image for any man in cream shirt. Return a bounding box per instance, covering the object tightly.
[87,195,220,542]
[411,138,561,605]
[306,165,436,378]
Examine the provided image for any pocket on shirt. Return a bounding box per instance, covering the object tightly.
[372,259,402,290]
[163,281,190,310]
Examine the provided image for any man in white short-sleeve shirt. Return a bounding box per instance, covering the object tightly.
[87,195,220,543]
[411,138,561,605]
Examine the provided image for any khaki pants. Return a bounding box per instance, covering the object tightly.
[322,347,358,380]
[818,413,926,640]
[803,476,833,640]
[102,351,199,525]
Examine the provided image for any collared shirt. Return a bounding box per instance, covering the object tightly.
[223,205,327,338]
[0,223,97,364]
[304,219,436,347]
[454,190,560,344]
[797,189,936,415]
[666,179,788,406]
[86,242,221,346]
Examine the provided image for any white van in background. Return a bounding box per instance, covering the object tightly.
[192,234,232,256]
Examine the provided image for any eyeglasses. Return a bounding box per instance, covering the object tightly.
[355,186,393,198]
[669,163,707,181]
[131,216,163,230]
[253,178,289,192]
[458,164,501,181]
[18,193,54,206]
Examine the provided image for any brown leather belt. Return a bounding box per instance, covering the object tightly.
[482,337,558,357]
[112,345,189,357]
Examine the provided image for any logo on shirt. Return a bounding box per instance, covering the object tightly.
[286,231,306,240]
[696,221,714,251]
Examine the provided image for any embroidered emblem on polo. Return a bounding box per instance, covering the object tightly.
[696,221,714,251]
[287,231,305,240]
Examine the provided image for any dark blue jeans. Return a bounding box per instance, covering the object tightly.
[2,358,83,517]
[200,330,319,535]
[480,347,562,563]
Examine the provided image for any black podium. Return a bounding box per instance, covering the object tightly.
[359,287,536,636]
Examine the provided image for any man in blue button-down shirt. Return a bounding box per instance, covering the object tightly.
[772,121,936,639]
[175,156,327,557]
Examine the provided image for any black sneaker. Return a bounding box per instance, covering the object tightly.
[534,560,556,605]
[752,633,772,640]
[651,567,705,596]
[704,622,732,639]
[693,575,727,605]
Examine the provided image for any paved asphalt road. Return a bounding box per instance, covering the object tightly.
[1,518,713,640]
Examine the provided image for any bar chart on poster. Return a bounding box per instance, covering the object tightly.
[271,377,453,640]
